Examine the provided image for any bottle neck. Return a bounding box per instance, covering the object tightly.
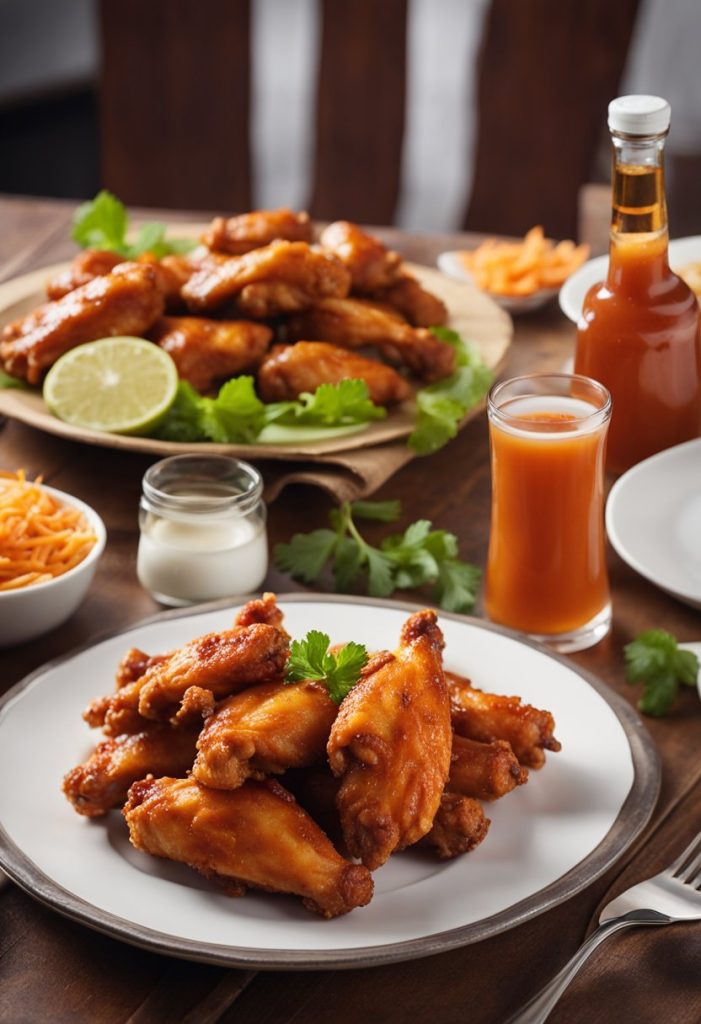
[608,131,670,283]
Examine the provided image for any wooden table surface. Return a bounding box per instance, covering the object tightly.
[1,195,700,1024]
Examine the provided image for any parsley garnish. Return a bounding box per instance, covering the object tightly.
[624,629,699,717]
[71,190,196,258]
[274,499,481,614]
[408,328,493,455]
[286,630,368,704]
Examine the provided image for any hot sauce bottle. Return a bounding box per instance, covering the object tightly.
[574,95,701,475]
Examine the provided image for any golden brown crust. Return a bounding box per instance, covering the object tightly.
[202,208,313,255]
[447,734,528,801]
[421,792,490,859]
[319,220,402,292]
[148,315,272,392]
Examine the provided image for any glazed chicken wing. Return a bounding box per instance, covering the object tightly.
[319,221,402,292]
[448,734,528,801]
[370,273,449,327]
[192,679,337,790]
[182,241,351,316]
[46,249,124,300]
[419,792,490,860]
[286,298,455,382]
[148,316,272,392]
[257,341,411,405]
[202,208,312,255]
[0,262,164,384]
[447,671,561,769]
[62,724,200,817]
[327,610,452,870]
[124,776,374,918]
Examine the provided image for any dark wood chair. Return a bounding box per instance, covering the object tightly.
[98,0,639,238]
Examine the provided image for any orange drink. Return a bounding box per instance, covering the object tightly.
[485,374,612,652]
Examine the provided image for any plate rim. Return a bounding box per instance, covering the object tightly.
[606,437,701,608]
[0,592,660,970]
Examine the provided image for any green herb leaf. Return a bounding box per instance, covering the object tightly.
[433,559,482,614]
[285,630,368,704]
[0,370,30,390]
[268,379,386,428]
[202,376,266,443]
[624,629,699,717]
[71,190,196,258]
[153,380,206,441]
[274,529,339,584]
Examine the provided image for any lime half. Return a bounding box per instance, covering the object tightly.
[43,337,179,436]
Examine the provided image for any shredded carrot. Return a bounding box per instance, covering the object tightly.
[460,226,590,296]
[0,470,97,590]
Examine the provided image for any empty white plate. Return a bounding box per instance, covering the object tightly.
[559,235,701,323]
[606,438,701,609]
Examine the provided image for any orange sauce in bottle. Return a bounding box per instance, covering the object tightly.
[485,394,610,637]
[575,133,701,476]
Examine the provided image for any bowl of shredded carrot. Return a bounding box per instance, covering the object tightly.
[0,470,106,646]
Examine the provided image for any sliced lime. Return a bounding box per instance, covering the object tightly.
[43,337,179,435]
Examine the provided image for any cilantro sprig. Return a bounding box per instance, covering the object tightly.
[155,377,385,444]
[71,190,196,258]
[275,499,481,614]
[286,630,368,704]
[408,328,493,455]
[624,629,699,717]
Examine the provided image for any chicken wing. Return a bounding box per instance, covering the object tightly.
[124,776,374,918]
[370,273,448,327]
[62,724,200,817]
[327,609,452,870]
[192,679,337,789]
[233,591,287,631]
[148,316,272,392]
[182,241,351,316]
[286,298,455,382]
[319,221,402,292]
[0,262,165,384]
[46,249,124,300]
[448,734,528,801]
[447,671,561,769]
[419,792,490,860]
[202,208,312,255]
[257,341,411,405]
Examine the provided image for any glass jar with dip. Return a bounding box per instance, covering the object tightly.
[484,373,612,653]
[137,455,268,606]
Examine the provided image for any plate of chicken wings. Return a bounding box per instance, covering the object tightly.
[0,212,512,457]
[0,593,658,968]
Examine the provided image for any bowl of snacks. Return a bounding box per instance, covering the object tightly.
[0,471,106,646]
[438,226,590,315]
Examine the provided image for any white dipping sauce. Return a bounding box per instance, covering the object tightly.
[137,513,268,605]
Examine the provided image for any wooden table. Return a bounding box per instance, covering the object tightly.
[1,195,700,1024]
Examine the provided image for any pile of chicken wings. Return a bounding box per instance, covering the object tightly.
[1,210,455,402]
[63,594,560,919]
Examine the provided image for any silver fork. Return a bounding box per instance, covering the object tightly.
[505,827,701,1024]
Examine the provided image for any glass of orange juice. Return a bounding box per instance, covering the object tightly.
[484,373,612,653]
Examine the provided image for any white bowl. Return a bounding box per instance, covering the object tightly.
[437,250,559,314]
[0,485,106,647]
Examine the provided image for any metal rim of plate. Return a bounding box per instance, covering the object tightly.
[0,593,660,971]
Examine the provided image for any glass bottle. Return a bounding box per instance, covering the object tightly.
[574,95,701,476]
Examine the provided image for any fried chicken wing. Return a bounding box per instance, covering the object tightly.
[447,671,561,769]
[234,591,287,631]
[448,734,528,801]
[286,298,455,382]
[419,792,490,860]
[257,341,411,405]
[192,679,337,790]
[202,208,312,255]
[124,776,374,918]
[319,221,402,292]
[62,724,199,817]
[370,273,449,327]
[0,262,165,384]
[46,249,124,300]
[148,315,272,392]
[182,241,351,316]
[327,610,452,870]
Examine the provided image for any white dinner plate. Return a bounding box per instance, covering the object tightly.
[558,235,701,323]
[0,595,658,969]
[436,250,558,315]
[606,438,701,610]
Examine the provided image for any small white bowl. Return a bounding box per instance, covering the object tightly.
[437,250,559,314]
[0,485,106,647]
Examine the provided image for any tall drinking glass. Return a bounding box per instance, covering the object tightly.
[485,373,612,653]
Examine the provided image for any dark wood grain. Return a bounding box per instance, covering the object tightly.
[464,0,640,239]
[1,196,700,1024]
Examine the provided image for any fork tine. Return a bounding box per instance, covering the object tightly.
[668,829,701,878]
[678,848,701,885]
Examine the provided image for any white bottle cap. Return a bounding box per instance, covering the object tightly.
[608,95,671,136]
